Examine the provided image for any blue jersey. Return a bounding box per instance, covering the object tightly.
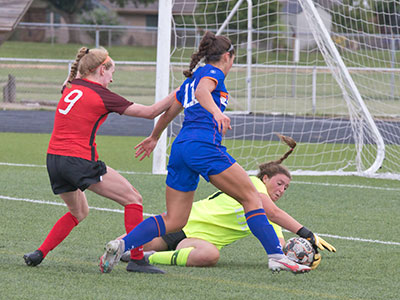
[175,64,229,145]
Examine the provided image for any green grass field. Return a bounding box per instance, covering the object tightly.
[0,132,399,299]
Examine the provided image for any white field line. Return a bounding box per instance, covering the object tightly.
[1,194,399,246]
[0,195,154,217]
[1,161,400,192]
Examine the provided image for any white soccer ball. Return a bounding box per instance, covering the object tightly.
[283,237,315,266]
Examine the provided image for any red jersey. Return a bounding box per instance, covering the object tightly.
[47,78,133,161]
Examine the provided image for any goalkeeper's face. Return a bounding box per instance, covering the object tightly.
[264,174,291,202]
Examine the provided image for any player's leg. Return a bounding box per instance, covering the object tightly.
[115,142,196,259]
[143,236,169,252]
[61,189,89,222]
[177,238,219,267]
[100,187,194,273]
[99,141,197,273]
[88,166,142,206]
[119,234,168,262]
[143,238,219,267]
[143,228,219,267]
[23,190,84,266]
[121,187,194,250]
[209,164,310,273]
[209,163,261,212]
[89,166,144,260]
[91,166,165,273]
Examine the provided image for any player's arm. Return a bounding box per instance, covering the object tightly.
[259,192,336,253]
[123,88,178,119]
[194,78,231,136]
[260,192,303,233]
[135,99,183,160]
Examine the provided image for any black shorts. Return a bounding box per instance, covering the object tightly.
[161,230,187,250]
[46,154,107,195]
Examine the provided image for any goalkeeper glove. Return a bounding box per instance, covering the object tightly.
[310,252,321,270]
[296,226,337,252]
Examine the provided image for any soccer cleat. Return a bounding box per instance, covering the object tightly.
[120,250,156,263]
[126,257,165,274]
[120,251,131,263]
[23,250,44,267]
[268,255,311,274]
[99,239,125,273]
[143,250,156,263]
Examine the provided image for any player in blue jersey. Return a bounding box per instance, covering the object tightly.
[117,135,332,269]
[99,31,335,274]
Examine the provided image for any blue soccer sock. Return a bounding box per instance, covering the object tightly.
[245,208,283,255]
[122,215,166,252]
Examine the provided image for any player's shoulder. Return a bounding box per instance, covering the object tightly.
[196,64,224,79]
[206,64,224,76]
[249,176,268,194]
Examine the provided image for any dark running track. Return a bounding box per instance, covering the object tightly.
[0,110,399,144]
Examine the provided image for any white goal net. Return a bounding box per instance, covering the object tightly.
[155,0,400,179]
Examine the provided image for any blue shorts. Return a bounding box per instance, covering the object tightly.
[166,141,236,192]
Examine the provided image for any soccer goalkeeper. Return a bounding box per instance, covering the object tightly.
[118,135,335,269]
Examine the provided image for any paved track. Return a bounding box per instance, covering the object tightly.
[0,110,399,144]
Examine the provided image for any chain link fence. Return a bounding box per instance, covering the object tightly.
[0,58,160,107]
[0,23,187,107]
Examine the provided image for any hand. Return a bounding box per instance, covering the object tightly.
[311,234,336,252]
[134,136,158,161]
[310,252,321,270]
[213,111,232,136]
[297,226,336,252]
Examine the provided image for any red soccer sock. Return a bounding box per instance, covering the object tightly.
[124,203,144,260]
[38,212,79,258]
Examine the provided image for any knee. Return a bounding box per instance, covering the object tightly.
[196,249,220,267]
[125,186,143,205]
[237,193,262,211]
[72,208,89,223]
[264,205,280,222]
[164,216,187,233]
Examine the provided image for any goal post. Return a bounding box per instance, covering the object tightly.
[152,0,172,174]
[297,0,385,175]
[154,0,400,180]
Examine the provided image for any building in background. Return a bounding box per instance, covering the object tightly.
[15,0,195,46]
[279,0,342,51]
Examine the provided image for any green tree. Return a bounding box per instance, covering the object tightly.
[109,0,155,7]
[331,0,376,34]
[174,0,280,59]
[374,0,400,34]
[45,0,155,42]
[186,0,281,63]
[80,8,123,46]
[189,0,280,32]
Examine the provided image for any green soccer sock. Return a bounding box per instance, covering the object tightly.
[148,247,194,266]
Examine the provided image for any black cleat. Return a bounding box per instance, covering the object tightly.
[126,258,165,274]
[120,251,130,263]
[23,250,44,266]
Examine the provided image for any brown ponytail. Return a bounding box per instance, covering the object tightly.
[256,133,297,180]
[66,47,88,88]
[183,31,235,78]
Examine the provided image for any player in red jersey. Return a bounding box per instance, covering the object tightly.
[23,47,174,274]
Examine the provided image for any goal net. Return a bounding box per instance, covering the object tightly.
[156,0,400,179]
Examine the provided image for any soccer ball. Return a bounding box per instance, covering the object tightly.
[283,237,315,266]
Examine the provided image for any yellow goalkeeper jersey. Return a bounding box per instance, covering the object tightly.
[183,176,283,249]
